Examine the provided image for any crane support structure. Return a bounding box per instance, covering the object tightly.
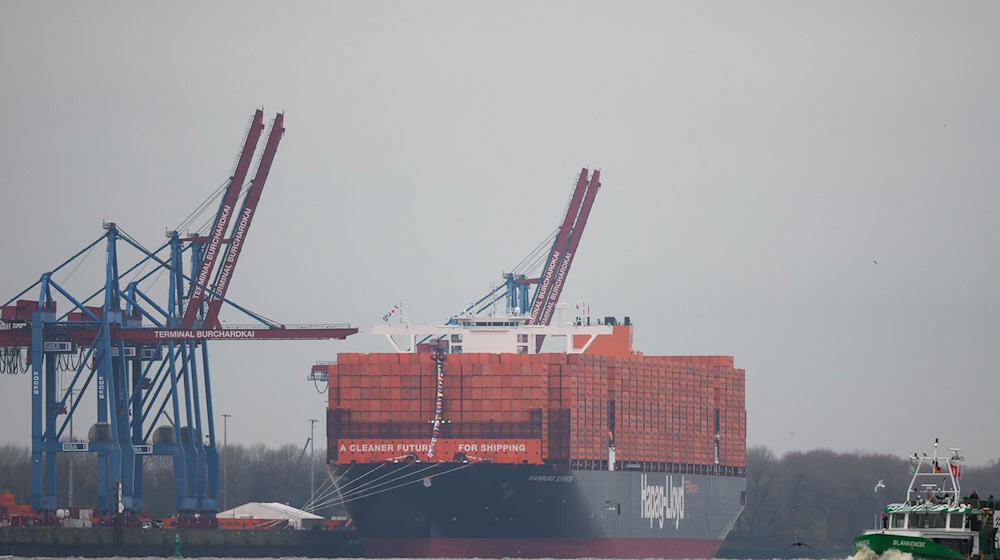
[181,110,265,329]
[0,324,356,346]
[0,111,356,528]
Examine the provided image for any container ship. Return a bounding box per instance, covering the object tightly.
[318,315,746,558]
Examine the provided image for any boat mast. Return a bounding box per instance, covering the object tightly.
[906,438,963,504]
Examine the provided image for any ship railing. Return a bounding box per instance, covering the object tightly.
[220,322,354,329]
[558,458,745,476]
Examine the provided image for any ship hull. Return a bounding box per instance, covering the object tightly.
[337,461,746,558]
[362,536,721,558]
[854,532,968,560]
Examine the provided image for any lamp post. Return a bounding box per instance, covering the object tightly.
[68,389,76,507]
[308,418,317,505]
[222,413,232,510]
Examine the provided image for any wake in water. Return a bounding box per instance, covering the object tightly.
[850,546,915,560]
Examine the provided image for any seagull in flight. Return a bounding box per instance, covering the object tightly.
[875,479,886,493]
[786,541,814,550]
[873,259,879,265]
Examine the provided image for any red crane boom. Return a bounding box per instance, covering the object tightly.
[181,110,264,328]
[537,169,600,329]
[202,113,285,329]
[527,168,590,325]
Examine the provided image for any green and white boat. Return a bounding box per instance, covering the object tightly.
[853,441,998,560]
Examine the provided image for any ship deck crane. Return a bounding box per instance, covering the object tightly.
[0,111,357,527]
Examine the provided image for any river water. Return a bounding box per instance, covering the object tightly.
[0,552,915,560]
[0,556,913,560]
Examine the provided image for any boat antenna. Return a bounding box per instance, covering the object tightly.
[398,299,410,327]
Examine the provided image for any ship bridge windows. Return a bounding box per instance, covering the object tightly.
[948,514,965,529]
[468,321,517,327]
[908,513,947,529]
[890,513,905,528]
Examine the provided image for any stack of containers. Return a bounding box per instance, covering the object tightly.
[326,351,745,469]
[561,354,608,462]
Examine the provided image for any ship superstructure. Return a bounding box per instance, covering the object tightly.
[371,314,613,355]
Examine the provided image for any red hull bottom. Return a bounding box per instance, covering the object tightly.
[362,537,724,558]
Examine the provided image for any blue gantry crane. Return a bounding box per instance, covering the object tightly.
[0,110,357,526]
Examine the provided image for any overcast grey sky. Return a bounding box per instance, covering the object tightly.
[1,2,998,464]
